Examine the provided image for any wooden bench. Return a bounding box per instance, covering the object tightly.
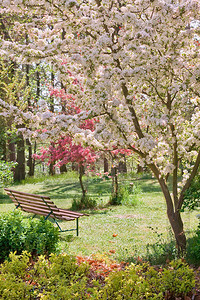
[4,188,86,236]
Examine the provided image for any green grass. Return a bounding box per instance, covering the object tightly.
[1,172,199,262]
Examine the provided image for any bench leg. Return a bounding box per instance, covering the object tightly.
[76,218,79,236]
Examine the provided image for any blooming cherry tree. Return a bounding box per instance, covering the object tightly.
[0,0,200,253]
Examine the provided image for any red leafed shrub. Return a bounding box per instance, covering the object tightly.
[76,254,127,283]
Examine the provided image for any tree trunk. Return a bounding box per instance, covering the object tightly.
[137,164,143,174]
[158,176,187,255]
[0,117,7,161]
[118,154,127,173]
[36,64,40,102]
[79,164,86,200]
[111,165,119,198]
[104,156,109,173]
[72,162,78,171]
[60,164,67,173]
[14,132,25,181]
[49,162,55,175]
[8,138,16,162]
[27,139,36,177]
[167,211,186,257]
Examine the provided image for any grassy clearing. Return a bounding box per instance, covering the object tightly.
[0,172,199,262]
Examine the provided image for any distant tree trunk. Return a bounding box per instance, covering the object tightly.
[14,132,25,181]
[0,118,7,161]
[60,164,67,173]
[137,164,143,174]
[118,154,127,173]
[50,71,55,112]
[72,162,78,171]
[27,139,36,177]
[112,166,118,197]
[79,164,86,200]
[1,139,6,161]
[111,157,119,199]
[8,138,16,162]
[104,156,109,173]
[36,64,40,103]
[49,163,55,176]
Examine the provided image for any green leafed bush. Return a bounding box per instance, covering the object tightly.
[0,211,59,261]
[0,160,16,187]
[160,259,195,298]
[98,260,195,300]
[181,173,200,211]
[109,183,141,206]
[0,251,89,300]
[72,195,97,210]
[186,221,200,265]
[0,252,195,299]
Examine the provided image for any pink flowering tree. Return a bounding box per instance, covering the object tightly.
[34,135,97,200]
[0,0,200,253]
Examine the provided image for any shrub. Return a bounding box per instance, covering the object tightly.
[0,253,196,299]
[145,227,177,265]
[109,192,122,205]
[160,259,195,298]
[186,222,200,265]
[0,252,32,299]
[72,195,97,210]
[24,217,60,256]
[0,251,89,299]
[121,183,141,206]
[181,173,200,211]
[98,259,195,299]
[0,211,26,261]
[0,160,16,187]
[0,211,59,261]
[109,183,141,206]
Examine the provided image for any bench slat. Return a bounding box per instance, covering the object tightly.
[17,204,56,215]
[4,188,50,199]
[9,196,58,211]
[20,207,75,221]
[12,200,59,213]
[58,208,84,217]
[19,204,75,220]
[5,191,54,204]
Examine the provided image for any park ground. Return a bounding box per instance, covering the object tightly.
[1,171,199,264]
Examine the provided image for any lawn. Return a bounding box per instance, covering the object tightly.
[0,172,199,263]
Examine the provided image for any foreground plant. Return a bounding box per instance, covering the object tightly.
[0,0,200,254]
[0,252,196,299]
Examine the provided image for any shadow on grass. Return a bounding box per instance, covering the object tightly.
[87,180,112,195]
[39,182,81,198]
[138,179,162,194]
[84,209,109,215]
[121,239,177,265]
[42,178,112,201]
[0,192,13,204]
[19,183,82,202]
[59,234,77,243]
